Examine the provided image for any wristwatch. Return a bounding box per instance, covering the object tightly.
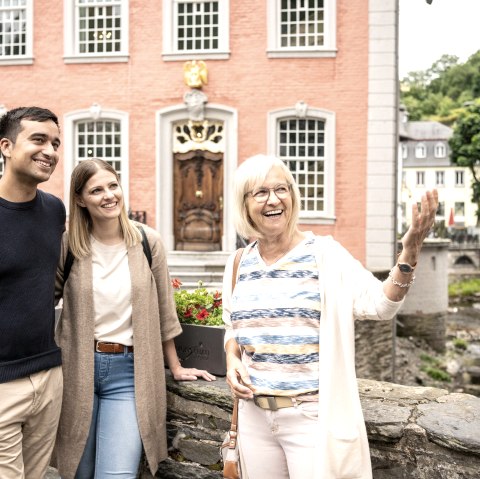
[397,262,416,274]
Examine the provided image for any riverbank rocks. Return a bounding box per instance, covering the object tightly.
[139,374,480,479]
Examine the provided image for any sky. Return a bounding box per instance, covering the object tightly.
[399,0,480,78]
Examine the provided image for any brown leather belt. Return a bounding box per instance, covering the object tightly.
[253,393,319,411]
[95,341,134,354]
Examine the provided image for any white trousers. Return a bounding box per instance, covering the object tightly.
[238,398,319,479]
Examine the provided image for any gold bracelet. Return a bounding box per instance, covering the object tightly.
[388,269,415,288]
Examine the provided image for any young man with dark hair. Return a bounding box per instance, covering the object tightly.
[0,106,65,478]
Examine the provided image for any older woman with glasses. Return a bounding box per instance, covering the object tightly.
[222,154,438,479]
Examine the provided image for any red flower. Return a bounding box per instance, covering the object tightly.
[183,307,193,318]
[196,308,210,321]
[213,291,221,299]
[172,278,182,289]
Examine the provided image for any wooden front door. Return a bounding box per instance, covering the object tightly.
[174,150,223,251]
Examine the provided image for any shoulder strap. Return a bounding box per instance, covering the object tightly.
[63,226,152,283]
[231,248,244,292]
[63,249,75,283]
[138,226,152,268]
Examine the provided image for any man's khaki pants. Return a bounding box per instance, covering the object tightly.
[0,366,63,479]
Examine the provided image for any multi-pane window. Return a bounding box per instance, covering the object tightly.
[278,118,325,213]
[77,0,122,54]
[76,120,122,175]
[268,0,336,57]
[415,143,426,159]
[65,0,128,61]
[416,171,425,186]
[455,170,464,186]
[434,142,446,158]
[163,0,229,58]
[176,1,218,51]
[0,0,30,60]
[435,170,444,186]
[401,144,408,159]
[279,0,325,48]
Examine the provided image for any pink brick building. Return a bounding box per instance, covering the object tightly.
[0,0,399,270]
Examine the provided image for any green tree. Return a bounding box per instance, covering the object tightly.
[449,100,480,222]
[400,51,480,122]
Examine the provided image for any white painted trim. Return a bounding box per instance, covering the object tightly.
[267,106,336,222]
[156,103,238,252]
[366,0,398,270]
[267,0,337,57]
[63,109,130,214]
[162,0,230,57]
[64,0,129,60]
[0,0,33,62]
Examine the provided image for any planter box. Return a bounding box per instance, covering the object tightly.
[175,324,227,376]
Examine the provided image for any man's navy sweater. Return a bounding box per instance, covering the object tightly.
[0,189,65,383]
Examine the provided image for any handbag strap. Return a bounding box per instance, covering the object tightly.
[227,247,244,449]
[231,247,244,292]
[228,397,239,449]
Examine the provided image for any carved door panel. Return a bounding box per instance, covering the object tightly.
[174,150,223,251]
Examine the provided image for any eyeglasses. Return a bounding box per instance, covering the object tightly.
[245,183,291,203]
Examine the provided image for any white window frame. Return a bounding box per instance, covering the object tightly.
[416,171,425,187]
[434,142,446,158]
[267,0,337,58]
[162,0,230,61]
[455,169,464,187]
[0,0,33,65]
[435,170,444,187]
[415,143,426,159]
[63,108,129,209]
[63,0,129,64]
[401,143,408,159]
[268,106,336,222]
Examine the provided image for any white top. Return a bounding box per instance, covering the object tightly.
[223,233,404,479]
[91,237,133,346]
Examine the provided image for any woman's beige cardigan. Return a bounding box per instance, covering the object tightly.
[52,225,182,478]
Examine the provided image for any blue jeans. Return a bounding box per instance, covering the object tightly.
[75,351,142,479]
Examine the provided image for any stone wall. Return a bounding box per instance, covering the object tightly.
[139,374,480,479]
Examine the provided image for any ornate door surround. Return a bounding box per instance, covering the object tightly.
[156,104,238,252]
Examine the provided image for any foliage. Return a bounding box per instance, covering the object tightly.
[421,366,451,383]
[420,354,451,382]
[420,353,441,366]
[400,51,480,122]
[449,99,480,221]
[448,278,480,297]
[452,338,468,351]
[172,279,223,326]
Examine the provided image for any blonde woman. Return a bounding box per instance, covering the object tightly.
[53,159,214,478]
[222,154,438,479]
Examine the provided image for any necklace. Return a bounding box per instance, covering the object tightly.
[257,239,294,265]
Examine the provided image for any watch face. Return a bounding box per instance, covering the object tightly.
[398,263,413,273]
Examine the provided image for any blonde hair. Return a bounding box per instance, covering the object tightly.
[68,158,142,258]
[233,154,301,240]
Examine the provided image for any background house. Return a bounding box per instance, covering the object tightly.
[0,0,399,281]
[398,106,478,238]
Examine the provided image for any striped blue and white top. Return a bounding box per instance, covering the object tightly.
[231,236,321,396]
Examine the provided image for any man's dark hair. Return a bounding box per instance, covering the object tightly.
[0,106,59,146]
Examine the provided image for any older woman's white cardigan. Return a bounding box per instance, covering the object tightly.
[222,235,404,479]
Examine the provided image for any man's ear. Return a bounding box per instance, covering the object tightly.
[0,138,12,159]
